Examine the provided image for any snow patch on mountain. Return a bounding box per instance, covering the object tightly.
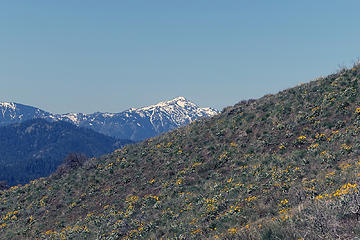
[0,102,16,111]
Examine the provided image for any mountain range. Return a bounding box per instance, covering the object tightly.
[0,97,218,141]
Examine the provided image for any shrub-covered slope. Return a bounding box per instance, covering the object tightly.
[1,66,360,239]
[0,119,132,186]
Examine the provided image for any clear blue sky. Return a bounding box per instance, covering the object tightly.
[1,1,359,113]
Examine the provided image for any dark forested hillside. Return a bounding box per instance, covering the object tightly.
[1,65,360,239]
[0,119,132,186]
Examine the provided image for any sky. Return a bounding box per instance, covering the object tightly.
[1,1,360,114]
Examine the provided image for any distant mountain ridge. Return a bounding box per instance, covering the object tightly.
[0,97,218,141]
[0,102,49,125]
[0,118,132,186]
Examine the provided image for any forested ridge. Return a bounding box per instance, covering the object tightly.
[0,119,132,186]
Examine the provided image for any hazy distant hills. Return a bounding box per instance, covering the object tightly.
[0,119,132,186]
[0,97,218,141]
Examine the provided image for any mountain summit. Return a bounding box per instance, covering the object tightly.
[0,97,218,141]
[0,102,49,125]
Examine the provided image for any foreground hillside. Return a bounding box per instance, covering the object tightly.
[1,66,360,239]
[0,119,132,186]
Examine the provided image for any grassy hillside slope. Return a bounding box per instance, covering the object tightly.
[1,66,360,239]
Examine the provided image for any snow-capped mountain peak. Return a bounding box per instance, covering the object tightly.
[0,102,49,123]
[0,97,219,141]
[129,97,218,128]
[136,97,188,110]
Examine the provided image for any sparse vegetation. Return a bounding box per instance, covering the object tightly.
[1,65,360,239]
